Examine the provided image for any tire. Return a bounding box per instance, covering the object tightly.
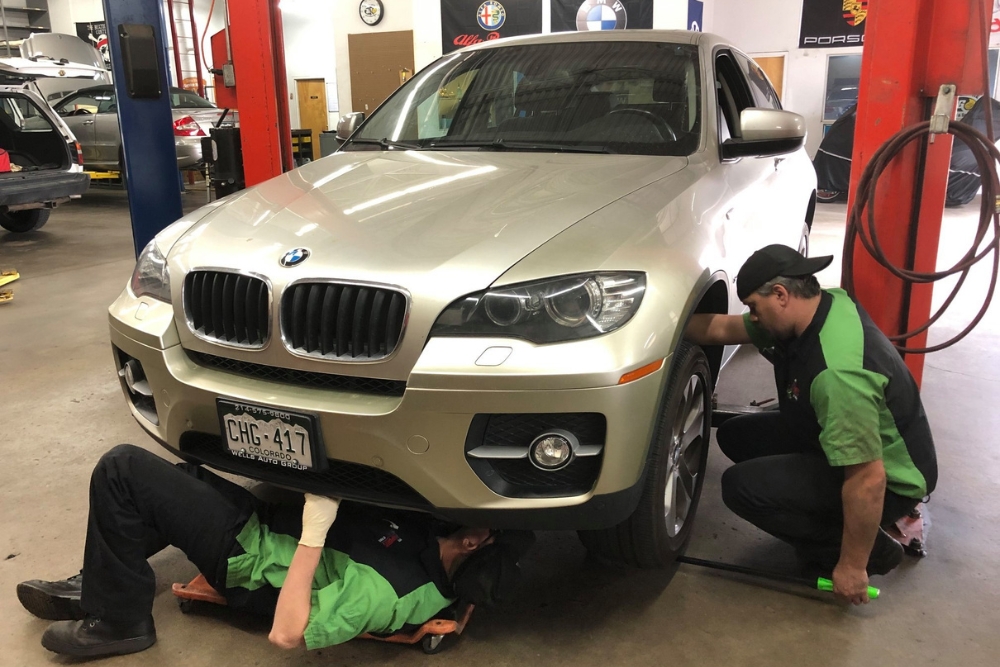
[798,222,810,258]
[578,341,712,568]
[0,208,51,233]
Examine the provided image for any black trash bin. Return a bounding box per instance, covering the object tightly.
[203,127,245,198]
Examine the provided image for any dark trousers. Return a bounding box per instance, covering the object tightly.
[80,444,260,623]
[717,413,918,569]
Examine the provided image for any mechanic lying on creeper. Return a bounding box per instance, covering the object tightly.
[16,444,534,658]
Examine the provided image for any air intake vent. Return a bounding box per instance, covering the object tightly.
[281,282,407,360]
[184,271,270,348]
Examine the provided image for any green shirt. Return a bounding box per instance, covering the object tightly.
[743,288,937,498]
[224,508,454,650]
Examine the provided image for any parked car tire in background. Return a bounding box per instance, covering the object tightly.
[1,207,50,233]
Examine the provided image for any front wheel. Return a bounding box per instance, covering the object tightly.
[0,208,50,233]
[579,341,712,568]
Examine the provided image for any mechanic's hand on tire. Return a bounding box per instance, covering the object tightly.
[299,494,341,547]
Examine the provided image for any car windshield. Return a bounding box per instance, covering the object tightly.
[347,41,701,156]
[170,90,216,109]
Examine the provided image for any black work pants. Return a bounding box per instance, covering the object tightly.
[717,413,918,569]
[80,444,260,623]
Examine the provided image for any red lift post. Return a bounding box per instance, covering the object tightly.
[846,0,992,386]
[226,0,293,185]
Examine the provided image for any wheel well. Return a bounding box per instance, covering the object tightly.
[692,279,729,387]
[805,189,817,230]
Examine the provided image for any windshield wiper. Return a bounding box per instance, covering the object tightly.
[348,137,422,150]
[428,138,614,154]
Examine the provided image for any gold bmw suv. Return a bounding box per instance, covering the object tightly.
[109,31,816,567]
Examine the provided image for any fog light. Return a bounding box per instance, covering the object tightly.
[529,429,579,471]
[121,359,152,397]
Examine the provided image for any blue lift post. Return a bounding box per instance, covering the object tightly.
[102,0,184,257]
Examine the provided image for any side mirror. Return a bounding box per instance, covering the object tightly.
[721,109,805,160]
[336,112,365,141]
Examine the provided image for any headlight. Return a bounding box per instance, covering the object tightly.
[430,272,645,343]
[129,240,171,302]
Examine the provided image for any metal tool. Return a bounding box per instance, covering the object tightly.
[676,555,880,600]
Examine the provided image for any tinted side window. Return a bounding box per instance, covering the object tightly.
[98,94,117,113]
[734,53,782,110]
[56,94,99,115]
[715,52,753,141]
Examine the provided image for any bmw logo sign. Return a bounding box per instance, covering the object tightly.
[576,0,627,31]
[477,1,506,31]
[280,248,310,267]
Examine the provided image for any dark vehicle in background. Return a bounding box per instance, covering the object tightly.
[0,61,90,233]
[54,85,235,172]
[813,97,1000,206]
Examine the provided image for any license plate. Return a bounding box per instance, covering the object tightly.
[217,399,322,471]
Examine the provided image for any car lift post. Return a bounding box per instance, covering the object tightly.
[845,0,992,387]
[226,0,293,185]
[102,0,184,256]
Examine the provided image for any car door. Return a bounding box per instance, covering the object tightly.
[713,49,776,310]
[733,50,814,253]
[53,91,99,164]
[93,90,122,169]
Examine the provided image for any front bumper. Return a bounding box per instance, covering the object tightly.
[109,295,668,530]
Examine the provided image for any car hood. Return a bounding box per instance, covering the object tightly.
[172,150,686,299]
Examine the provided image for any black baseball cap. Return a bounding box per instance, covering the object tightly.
[736,245,833,301]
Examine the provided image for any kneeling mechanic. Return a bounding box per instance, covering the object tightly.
[685,245,937,605]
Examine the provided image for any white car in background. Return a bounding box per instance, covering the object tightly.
[109,31,816,568]
[0,59,92,233]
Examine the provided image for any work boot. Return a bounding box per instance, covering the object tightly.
[41,615,156,657]
[867,528,904,576]
[16,572,84,621]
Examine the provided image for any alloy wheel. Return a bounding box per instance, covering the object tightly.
[663,373,707,537]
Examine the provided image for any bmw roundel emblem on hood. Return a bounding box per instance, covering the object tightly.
[280,248,310,267]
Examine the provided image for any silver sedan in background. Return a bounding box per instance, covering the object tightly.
[53,85,234,172]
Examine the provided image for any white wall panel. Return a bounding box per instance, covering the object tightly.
[705,0,862,157]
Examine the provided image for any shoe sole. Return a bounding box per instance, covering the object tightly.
[16,584,85,621]
[41,631,156,657]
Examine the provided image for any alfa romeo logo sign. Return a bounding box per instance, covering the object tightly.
[576,0,627,31]
[477,1,506,31]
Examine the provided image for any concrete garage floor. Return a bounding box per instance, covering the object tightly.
[1,190,998,666]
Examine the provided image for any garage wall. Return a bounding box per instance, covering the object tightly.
[47,0,103,34]
[703,0,863,157]
[280,1,339,131]
[332,0,415,119]
[332,0,692,117]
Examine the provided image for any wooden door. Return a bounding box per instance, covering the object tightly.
[347,30,415,115]
[296,79,328,155]
[753,56,785,101]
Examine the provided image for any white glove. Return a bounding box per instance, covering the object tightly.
[298,494,341,547]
